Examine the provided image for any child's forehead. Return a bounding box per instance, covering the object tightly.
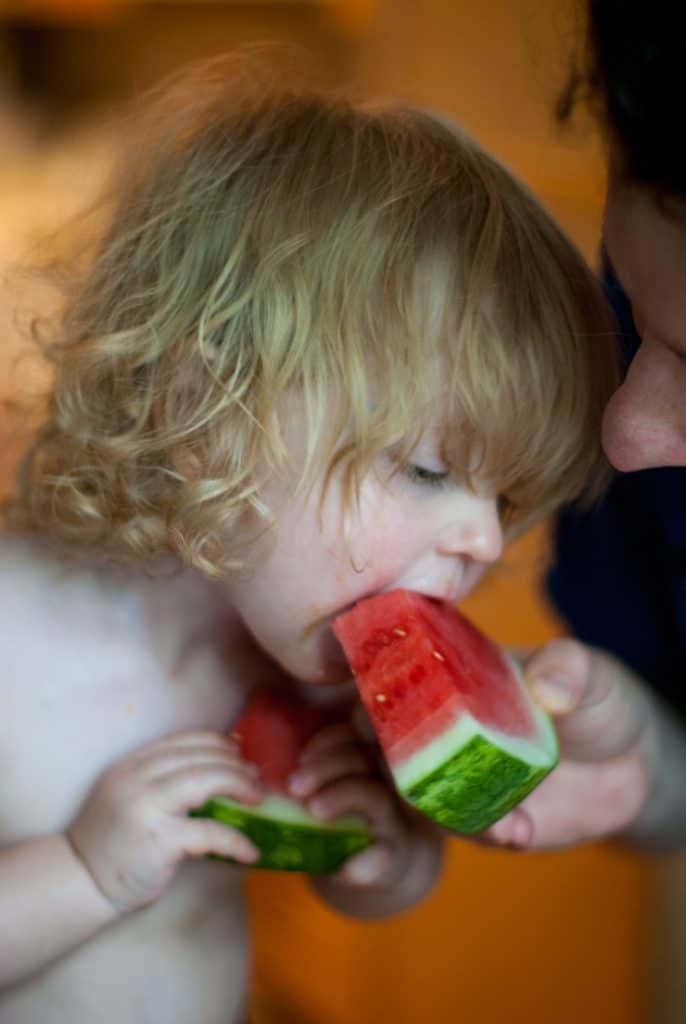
[399,401,475,460]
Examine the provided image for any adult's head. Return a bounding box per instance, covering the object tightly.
[562,2,686,470]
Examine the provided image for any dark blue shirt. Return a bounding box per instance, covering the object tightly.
[547,265,686,715]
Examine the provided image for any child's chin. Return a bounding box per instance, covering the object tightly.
[297,659,351,687]
[316,632,352,685]
[290,647,351,687]
[273,629,351,686]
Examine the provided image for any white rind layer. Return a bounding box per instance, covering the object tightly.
[210,792,365,831]
[392,703,558,793]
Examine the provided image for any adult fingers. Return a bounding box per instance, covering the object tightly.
[481,807,534,849]
[525,638,650,762]
[483,752,648,850]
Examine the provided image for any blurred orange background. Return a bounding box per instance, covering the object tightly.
[0,2,663,1021]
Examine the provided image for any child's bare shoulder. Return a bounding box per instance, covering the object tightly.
[0,530,55,581]
[0,532,248,842]
[0,532,66,624]
[0,533,103,640]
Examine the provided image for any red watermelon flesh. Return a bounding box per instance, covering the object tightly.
[191,688,372,871]
[333,590,536,766]
[229,689,330,791]
[332,590,558,833]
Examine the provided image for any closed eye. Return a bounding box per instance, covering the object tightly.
[404,464,452,489]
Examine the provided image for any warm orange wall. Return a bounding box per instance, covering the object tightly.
[251,844,650,1024]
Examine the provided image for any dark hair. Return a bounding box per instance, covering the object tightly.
[558,1,686,198]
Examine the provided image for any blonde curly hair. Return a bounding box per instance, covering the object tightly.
[4,56,617,577]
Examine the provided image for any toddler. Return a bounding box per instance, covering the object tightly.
[0,57,616,1023]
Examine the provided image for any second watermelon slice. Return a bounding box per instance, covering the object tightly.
[192,689,372,872]
[333,590,558,834]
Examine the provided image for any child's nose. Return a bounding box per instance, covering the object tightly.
[436,496,504,564]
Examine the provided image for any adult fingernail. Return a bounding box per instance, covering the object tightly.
[529,675,575,713]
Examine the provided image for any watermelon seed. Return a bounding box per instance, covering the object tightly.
[375,693,388,703]
[432,650,445,662]
[392,627,407,637]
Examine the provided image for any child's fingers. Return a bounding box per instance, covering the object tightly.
[179,817,260,864]
[132,730,237,758]
[350,703,377,744]
[143,746,260,783]
[308,778,398,834]
[155,763,264,812]
[297,723,359,763]
[129,733,242,776]
[288,745,375,798]
[332,842,395,886]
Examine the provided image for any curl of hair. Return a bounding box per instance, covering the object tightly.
[3,55,618,577]
[557,1,686,198]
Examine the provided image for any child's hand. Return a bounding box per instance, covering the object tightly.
[67,731,263,914]
[288,722,411,887]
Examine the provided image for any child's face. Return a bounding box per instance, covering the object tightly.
[224,420,504,687]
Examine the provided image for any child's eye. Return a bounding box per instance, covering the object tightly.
[404,464,452,489]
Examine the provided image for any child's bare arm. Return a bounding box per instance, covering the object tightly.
[0,833,117,988]
[0,730,263,989]
[0,835,115,987]
[289,723,443,919]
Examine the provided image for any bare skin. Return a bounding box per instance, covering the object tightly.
[0,530,442,1023]
[483,639,686,852]
[0,534,263,1023]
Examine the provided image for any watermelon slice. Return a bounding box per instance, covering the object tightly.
[333,590,558,834]
[191,689,372,872]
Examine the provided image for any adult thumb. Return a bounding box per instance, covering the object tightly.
[525,638,648,762]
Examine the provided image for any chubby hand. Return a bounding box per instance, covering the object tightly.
[288,722,411,887]
[482,639,657,850]
[67,731,263,913]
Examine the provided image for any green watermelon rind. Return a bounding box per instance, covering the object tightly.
[191,793,372,873]
[393,703,559,834]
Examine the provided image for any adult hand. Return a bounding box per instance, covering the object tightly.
[483,638,663,850]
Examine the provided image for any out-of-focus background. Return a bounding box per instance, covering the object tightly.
[0,2,682,1022]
